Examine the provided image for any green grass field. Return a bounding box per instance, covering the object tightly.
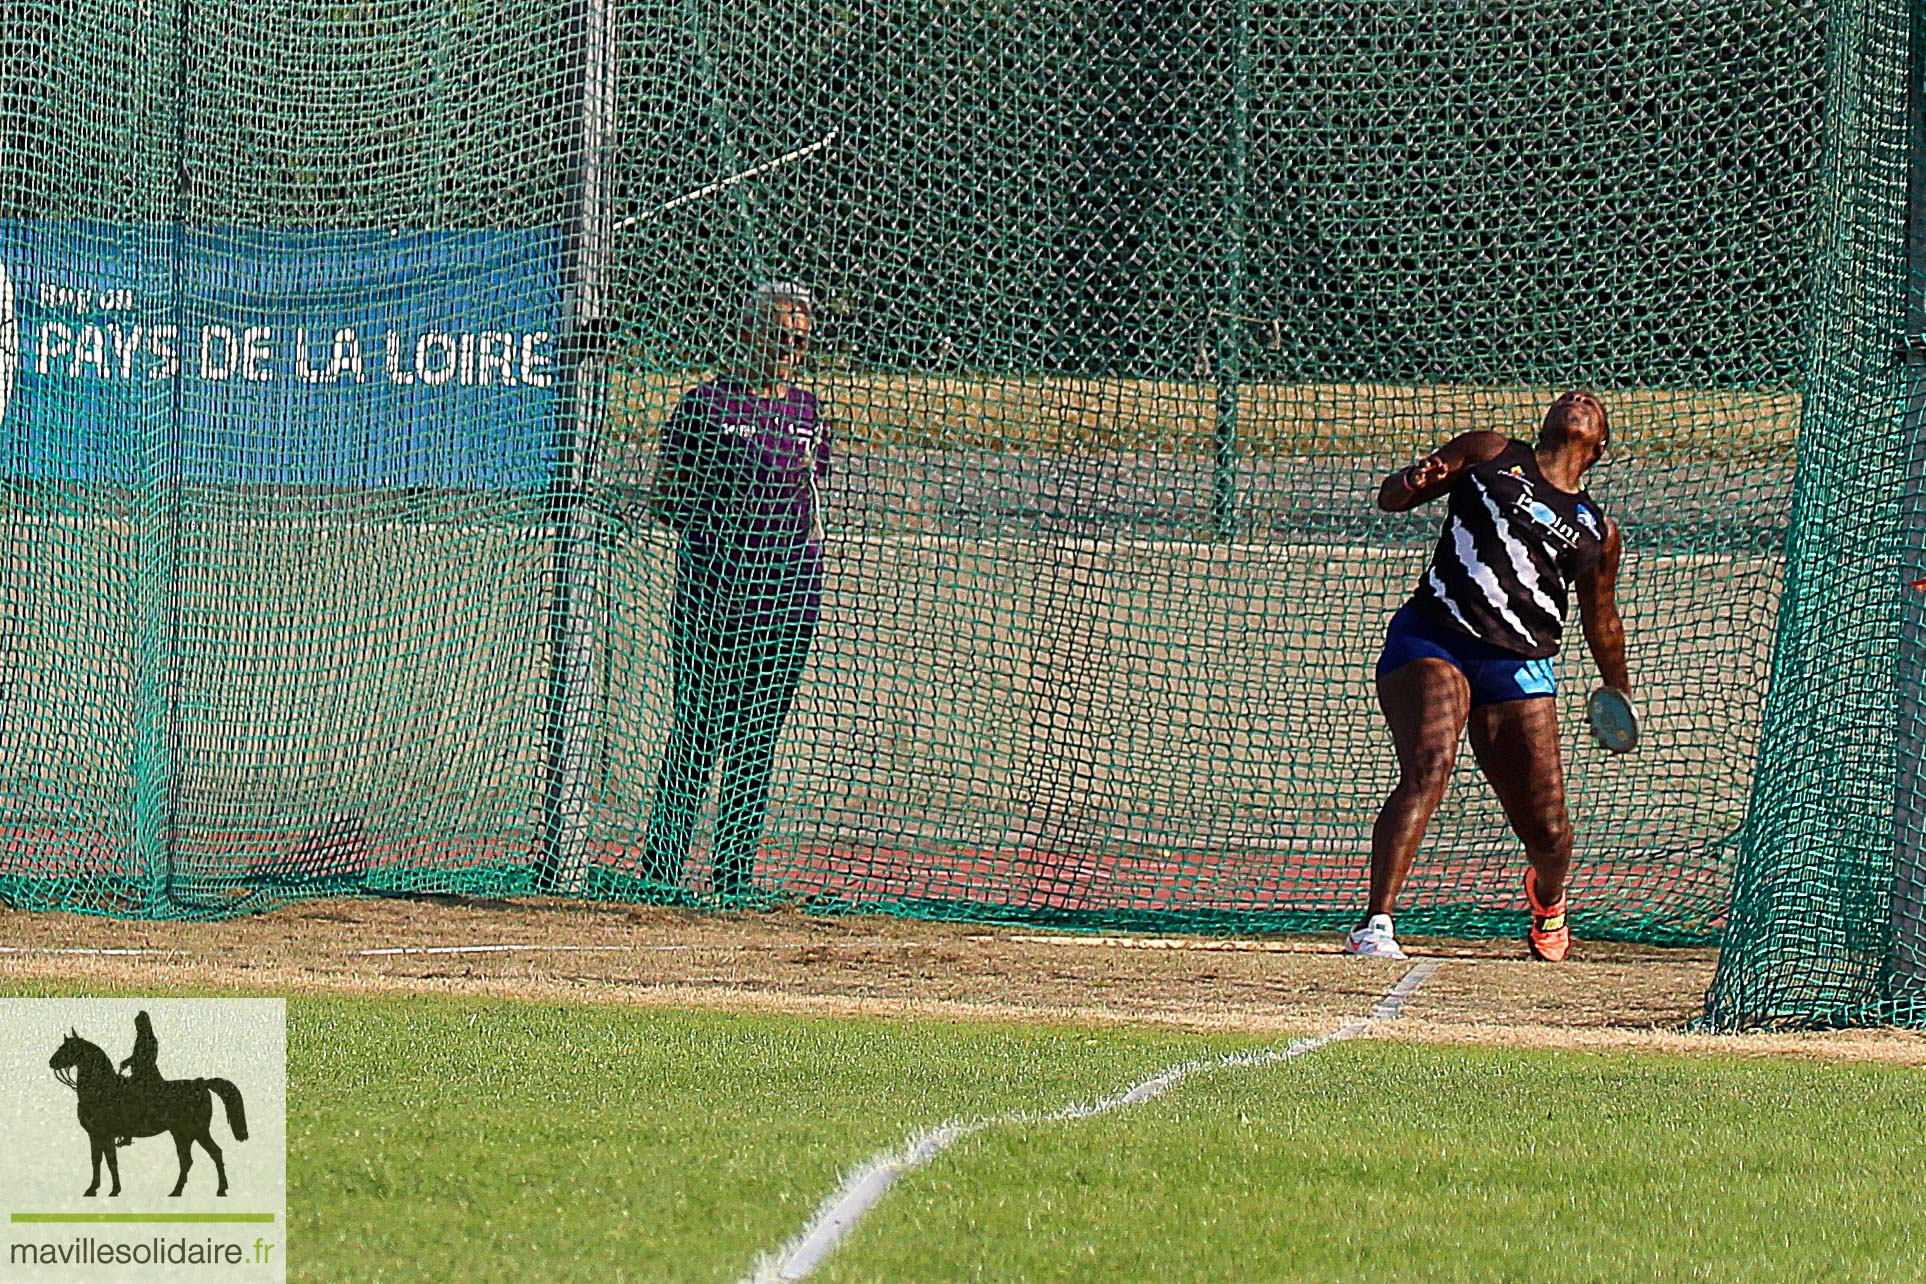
[284,995,1260,1283]
[9,980,1920,1282]
[294,1001,1926,1283]
[821,1039,1926,1282]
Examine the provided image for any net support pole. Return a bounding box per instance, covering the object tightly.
[536,0,617,895]
[137,0,192,912]
[136,332,179,912]
[1894,0,1926,1000]
[1211,0,1250,541]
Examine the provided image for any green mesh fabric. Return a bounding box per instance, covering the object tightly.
[0,0,1876,988]
[1704,0,1911,1029]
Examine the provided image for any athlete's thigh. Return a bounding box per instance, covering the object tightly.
[1377,659,1473,777]
[1466,696,1569,846]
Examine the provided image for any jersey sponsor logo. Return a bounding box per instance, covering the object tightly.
[720,416,814,442]
[1517,497,1582,550]
[1575,504,1600,536]
[1501,466,1585,551]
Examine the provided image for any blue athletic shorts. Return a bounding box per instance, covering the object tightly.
[1375,603,1556,708]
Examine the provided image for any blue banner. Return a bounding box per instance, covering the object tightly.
[0,223,565,490]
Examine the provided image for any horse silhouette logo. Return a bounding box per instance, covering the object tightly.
[47,1011,249,1198]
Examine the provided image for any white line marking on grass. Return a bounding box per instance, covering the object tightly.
[993,933,1352,954]
[354,944,698,957]
[0,947,187,957]
[1368,959,1438,1021]
[745,959,1441,1283]
[359,940,1000,959]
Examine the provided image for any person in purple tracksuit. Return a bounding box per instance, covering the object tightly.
[643,283,826,897]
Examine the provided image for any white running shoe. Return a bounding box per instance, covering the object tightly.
[1343,913,1408,960]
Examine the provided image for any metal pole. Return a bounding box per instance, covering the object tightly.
[1893,0,1926,1001]
[139,0,191,912]
[1212,0,1250,541]
[536,0,617,894]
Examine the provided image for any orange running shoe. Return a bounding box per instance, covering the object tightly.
[1525,867,1570,962]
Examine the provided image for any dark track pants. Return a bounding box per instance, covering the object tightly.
[642,547,821,896]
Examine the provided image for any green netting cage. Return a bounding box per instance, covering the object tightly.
[0,0,1914,1027]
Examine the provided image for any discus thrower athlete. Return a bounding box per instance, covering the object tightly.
[1344,391,1630,962]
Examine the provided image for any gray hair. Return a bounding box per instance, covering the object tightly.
[740,281,813,328]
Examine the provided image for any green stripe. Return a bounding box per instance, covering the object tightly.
[11,1213,276,1224]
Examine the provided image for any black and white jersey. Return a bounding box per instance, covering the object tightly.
[1409,440,1608,659]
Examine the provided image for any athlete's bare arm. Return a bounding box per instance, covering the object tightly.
[1576,517,1630,695]
[1377,430,1512,512]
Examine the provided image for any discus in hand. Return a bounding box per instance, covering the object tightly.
[1586,687,1639,753]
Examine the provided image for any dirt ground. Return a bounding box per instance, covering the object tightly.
[3,896,1923,1064]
